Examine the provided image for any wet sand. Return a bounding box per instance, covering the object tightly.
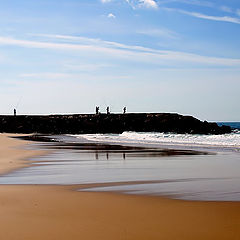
[0,134,47,175]
[0,134,240,240]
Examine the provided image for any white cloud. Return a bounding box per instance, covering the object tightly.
[139,0,158,9]
[100,0,112,3]
[137,28,178,39]
[220,6,232,13]
[0,34,240,67]
[160,0,213,8]
[165,8,240,24]
[19,72,130,82]
[184,11,240,24]
[107,13,116,18]
[63,63,113,72]
[20,73,72,79]
[124,0,136,10]
[125,0,158,9]
[237,9,240,17]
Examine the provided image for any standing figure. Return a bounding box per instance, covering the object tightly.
[123,107,126,114]
[14,109,17,116]
[96,106,100,114]
[106,106,110,114]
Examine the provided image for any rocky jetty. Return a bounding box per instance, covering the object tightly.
[0,113,231,134]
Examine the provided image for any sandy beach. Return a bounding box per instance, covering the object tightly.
[0,134,240,240]
[0,134,48,175]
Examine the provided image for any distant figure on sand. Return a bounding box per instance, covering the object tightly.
[96,106,100,115]
[106,106,110,114]
[123,107,126,114]
[14,109,16,116]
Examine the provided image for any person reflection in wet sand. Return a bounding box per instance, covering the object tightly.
[106,153,109,160]
[123,153,126,160]
[95,152,99,160]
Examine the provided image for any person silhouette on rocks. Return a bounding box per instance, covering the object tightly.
[96,106,100,114]
[106,106,110,114]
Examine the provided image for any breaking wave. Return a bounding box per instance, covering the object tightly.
[72,130,240,150]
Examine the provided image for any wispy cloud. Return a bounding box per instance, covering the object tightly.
[220,6,233,14]
[100,0,112,3]
[1,34,240,68]
[103,0,240,21]
[183,11,240,24]
[63,63,113,72]
[165,8,240,25]
[20,73,72,79]
[162,0,240,20]
[237,9,240,17]
[159,0,214,8]
[19,72,130,81]
[137,28,178,39]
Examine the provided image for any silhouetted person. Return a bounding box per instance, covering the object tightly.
[14,109,16,116]
[123,107,126,114]
[106,106,110,114]
[96,106,100,114]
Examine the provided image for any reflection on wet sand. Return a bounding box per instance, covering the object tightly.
[1,136,240,201]
[95,152,126,160]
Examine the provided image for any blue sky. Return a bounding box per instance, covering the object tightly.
[0,0,240,121]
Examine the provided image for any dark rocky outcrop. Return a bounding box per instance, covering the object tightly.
[0,113,231,134]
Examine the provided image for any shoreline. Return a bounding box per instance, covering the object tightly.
[1,134,240,201]
[35,133,240,154]
[0,134,240,239]
[0,133,48,176]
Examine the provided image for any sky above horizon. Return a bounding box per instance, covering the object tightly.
[0,0,240,121]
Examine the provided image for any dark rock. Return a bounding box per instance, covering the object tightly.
[0,113,232,134]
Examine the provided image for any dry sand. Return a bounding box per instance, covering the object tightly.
[0,134,240,240]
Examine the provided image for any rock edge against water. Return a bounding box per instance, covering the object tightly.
[0,113,231,135]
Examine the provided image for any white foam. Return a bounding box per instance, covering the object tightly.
[72,131,240,150]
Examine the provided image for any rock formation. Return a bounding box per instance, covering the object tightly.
[0,113,231,134]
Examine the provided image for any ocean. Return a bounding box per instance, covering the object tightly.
[0,122,239,201]
[217,122,240,130]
